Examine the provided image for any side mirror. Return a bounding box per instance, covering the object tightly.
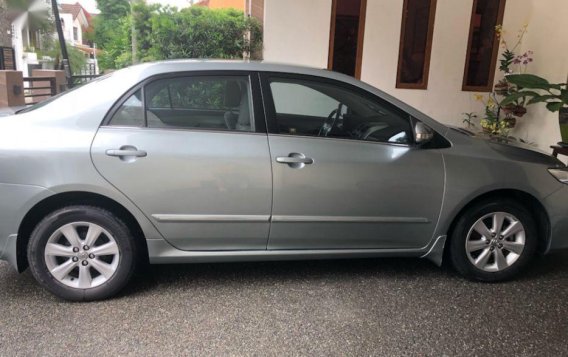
[414,122,434,144]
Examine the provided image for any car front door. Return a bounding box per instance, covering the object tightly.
[261,73,445,250]
[91,72,272,251]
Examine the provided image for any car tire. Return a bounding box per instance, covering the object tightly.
[449,199,537,282]
[27,206,137,301]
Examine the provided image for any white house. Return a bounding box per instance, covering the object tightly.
[10,0,98,77]
[60,2,88,46]
[10,0,52,77]
[60,2,99,74]
[262,0,568,151]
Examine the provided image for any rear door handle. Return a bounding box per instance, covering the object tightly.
[276,153,314,168]
[106,146,147,161]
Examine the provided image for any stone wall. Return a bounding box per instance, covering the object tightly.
[0,0,12,48]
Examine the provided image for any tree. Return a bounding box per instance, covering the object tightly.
[93,2,263,71]
[93,0,130,53]
[148,6,262,61]
[95,0,130,20]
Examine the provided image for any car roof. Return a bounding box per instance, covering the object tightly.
[122,59,355,84]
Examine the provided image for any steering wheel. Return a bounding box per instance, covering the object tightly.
[318,103,343,137]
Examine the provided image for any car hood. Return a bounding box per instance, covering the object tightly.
[446,126,563,167]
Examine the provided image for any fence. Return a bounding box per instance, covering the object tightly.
[0,47,16,70]
[23,77,56,105]
[72,73,101,86]
[1,69,102,108]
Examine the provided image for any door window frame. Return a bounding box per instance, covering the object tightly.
[101,71,267,135]
[259,72,418,147]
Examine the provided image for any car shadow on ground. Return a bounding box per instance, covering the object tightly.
[119,251,568,298]
[0,251,566,301]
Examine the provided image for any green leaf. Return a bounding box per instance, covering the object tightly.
[527,95,560,105]
[501,91,540,106]
[561,89,568,104]
[506,74,551,89]
[546,102,564,112]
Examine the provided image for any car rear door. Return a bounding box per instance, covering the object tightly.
[91,72,272,251]
[260,73,445,250]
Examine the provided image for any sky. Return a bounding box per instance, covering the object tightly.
[59,0,194,14]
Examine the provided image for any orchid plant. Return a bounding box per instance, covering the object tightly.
[474,24,535,137]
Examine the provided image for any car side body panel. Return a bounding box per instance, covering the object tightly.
[0,61,567,271]
[266,135,445,250]
[91,128,273,251]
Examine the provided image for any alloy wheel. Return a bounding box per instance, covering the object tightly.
[465,212,526,272]
[44,222,120,289]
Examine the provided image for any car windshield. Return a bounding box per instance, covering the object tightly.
[16,73,114,114]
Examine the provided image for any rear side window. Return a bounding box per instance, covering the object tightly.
[145,76,254,131]
[109,89,144,127]
[267,77,413,144]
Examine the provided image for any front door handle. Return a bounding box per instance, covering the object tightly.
[276,153,314,168]
[106,145,147,162]
[106,149,147,158]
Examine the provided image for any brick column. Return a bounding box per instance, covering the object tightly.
[0,70,25,108]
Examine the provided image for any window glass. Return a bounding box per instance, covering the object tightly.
[109,89,144,127]
[396,0,437,89]
[271,82,339,117]
[145,76,253,131]
[463,0,505,90]
[269,78,412,144]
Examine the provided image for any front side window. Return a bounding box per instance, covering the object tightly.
[268,77,412,144]
[144,76,254,131]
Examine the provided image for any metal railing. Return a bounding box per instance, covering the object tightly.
[23,77,57,105]
[72,74,101,86]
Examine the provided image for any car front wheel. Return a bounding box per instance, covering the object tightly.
[27,206,137,301]
[449,199,537,282]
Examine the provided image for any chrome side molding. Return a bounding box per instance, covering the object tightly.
[153,214,430,224]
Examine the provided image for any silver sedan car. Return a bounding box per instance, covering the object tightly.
[1,61,567,301]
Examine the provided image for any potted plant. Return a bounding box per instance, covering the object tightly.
[502,74,568,145]
[494,79,510,96]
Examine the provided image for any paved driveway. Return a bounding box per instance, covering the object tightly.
[0,252,567,356]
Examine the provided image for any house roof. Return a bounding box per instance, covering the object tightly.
[60,3,83,20]
[60,2,92,28]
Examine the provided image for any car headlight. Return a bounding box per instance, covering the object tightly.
[548,168,568,184]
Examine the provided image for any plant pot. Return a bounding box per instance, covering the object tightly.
[559,107,568,144]
[503,117,517,128]
[494,80,510,96]
[502,104,516,114]
[512,105,527,117]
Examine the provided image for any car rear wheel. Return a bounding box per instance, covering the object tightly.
[27,206,137,301]
[449,199,537,282]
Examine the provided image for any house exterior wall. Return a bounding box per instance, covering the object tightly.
[247,0,264,24]
[60,13,84,46]
[264,0,331,69]
[199,0,246,11]
[263,0,568,150]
